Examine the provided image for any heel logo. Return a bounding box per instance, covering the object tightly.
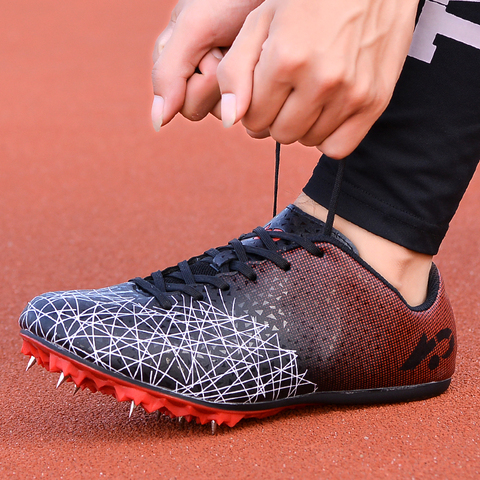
[401,328,455,371]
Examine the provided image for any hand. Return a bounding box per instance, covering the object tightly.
[151,0,264,129]
[217,0,419,158]
[179,47,224,122]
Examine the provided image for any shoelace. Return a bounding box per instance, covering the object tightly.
[273,142,346,235]
[132,227,323,309]
[133,142,345,309]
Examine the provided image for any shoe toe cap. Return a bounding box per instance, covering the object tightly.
[19,283,141,346]
[20,292,65,339]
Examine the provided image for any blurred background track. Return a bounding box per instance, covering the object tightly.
[0,1,478,478]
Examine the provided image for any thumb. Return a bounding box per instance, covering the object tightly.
[216,6,273,128]
[152,21,175,64]
[152,12,214,128]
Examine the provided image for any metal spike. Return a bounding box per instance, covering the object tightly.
[56,372,68,389]
[73,385,80,396]
[26,356,37,372]
[211,420,218,435]
[129,400,136,418]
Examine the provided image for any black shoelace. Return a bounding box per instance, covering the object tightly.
[133,142,345,308]
[272,142,345,235]
[133,227,323,309]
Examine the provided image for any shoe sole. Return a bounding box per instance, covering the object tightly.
[20,330,452,428]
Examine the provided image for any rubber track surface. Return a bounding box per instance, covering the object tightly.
[1,1,479,478]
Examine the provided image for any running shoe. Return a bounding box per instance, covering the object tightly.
[19,204,456,429]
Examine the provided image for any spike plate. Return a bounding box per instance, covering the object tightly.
[21,333,298,428]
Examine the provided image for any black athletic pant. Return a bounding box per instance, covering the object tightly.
[304,0,480,255]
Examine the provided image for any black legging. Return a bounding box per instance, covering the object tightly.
[304,0,480,255]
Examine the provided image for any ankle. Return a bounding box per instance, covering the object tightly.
[294,193,432,307]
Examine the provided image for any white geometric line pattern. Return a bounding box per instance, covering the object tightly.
[20,283,316,404]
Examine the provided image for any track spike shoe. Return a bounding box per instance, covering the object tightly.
[19,205,456,427]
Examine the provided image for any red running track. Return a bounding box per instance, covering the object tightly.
[0,1,479,478]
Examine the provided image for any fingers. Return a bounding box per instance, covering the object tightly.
[303,77,388,158]
[295,92,358,148]
[262,87,323,144]
[152,21,175,64]
[152,11,214,128]
[246,128,270,139]
[315,108,382,159]
[181,49,223,121]
[240,53,294,135]
[217,6,274,128]
[151,20,176,131]
[211,100,222,121]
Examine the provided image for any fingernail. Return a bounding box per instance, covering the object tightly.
[221,93,236,128]
[211,48,224,60]
[151,95,164,132]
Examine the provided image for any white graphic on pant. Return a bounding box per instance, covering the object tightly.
[409,0,480,63]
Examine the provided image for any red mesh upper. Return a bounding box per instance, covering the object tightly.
[230,241,456,392]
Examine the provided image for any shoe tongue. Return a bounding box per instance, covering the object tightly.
[262,204,358,254]
[265,204,326,236]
